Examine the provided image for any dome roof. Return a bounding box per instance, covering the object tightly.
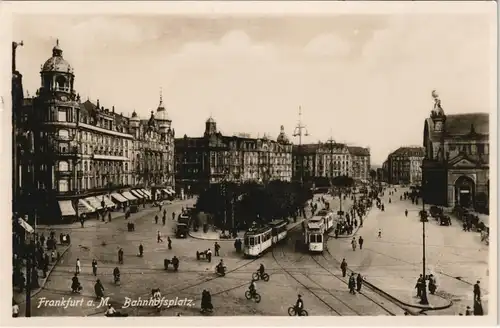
[277,125,290,144]
[206,117,215,124]
[130,110,140,121]
[41,40,72,73]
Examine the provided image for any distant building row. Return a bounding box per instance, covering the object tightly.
[175,118,371,193]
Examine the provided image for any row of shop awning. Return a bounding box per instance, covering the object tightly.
[58,189,152,217]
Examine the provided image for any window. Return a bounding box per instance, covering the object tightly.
[58,179,68,192]
[477,144,485,154]
[58,161,69,171]
[57,109,67,122]
[58,129,69,140]
[249,237,255,246]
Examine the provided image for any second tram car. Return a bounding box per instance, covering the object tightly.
[243,219,288,257]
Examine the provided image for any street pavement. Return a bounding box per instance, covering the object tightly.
[17,191,408,317]
[326,187,490,315]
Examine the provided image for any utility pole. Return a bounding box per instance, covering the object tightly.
[326,133,339,211]
[293,106,309,185]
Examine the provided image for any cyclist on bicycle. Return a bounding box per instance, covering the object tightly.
[249,280,257,296]
[295,294,304,313]
[258,263,265,278]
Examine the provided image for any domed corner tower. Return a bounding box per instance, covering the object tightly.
[155,89,172,136]
[39,39,76,101]
[129,110,140,129]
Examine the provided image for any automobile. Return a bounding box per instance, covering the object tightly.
[439,215,451,226]
[429,206,443,218]
[176,223,189,238]
[130,204,139,213]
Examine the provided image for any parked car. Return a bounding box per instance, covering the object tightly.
[439,215,451,226]
[176,223,189,238]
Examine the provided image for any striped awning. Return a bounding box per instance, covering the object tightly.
[167,187,175,194]
[141,189,152,198]
[78,199,95,213]
[85,197,103,210]
[130,190,144,199]
[110,193,128,203]
[135,189,148,198]
[121,191,137,201]
[59,200,76,217]
[100,195,116,208]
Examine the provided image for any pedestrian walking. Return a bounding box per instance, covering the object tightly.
[80,217,85,228]
[108,212,112,222]
[378,229,382,238]
[214,242,220,256]
[163,209,167,217]
[473,280,481,302]
[415,274,424,298]
[356,273,363,292]
[138,243,144,257]
[155,215,159,224]
[92,259,98,276]
[340,258,347,277]
[206,248,212,262]
[351,237,357,251]
[172,212,176,220]
[157,230,163,243]
[75,258,81,275]
[167,237,172,250]
[118,248,124,264]
[348,273,356,294]
[162,215,166,226]
[358,236,364,250]
[405,209,408,217]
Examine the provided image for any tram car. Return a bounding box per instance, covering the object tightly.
[305,222,324,253]
[315,209,335,232]
[268,219,288,244]
[243,219,288,257]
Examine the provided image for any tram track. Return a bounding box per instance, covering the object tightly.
[322,236,418,315]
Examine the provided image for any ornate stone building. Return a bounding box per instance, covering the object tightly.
[16,41,175,223]
[175,118,293,193]
[422,92,489,210]
[386,146,425,185]
[292,143,370,182]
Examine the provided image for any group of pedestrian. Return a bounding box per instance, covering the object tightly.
[340,258,364,294]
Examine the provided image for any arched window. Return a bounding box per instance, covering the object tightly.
[58,161,69,171]
[56,76,67,91]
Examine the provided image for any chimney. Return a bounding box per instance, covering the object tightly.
[96,99,100,108]
[112,106,115,113]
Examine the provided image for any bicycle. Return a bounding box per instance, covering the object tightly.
[244,290,261,303]
[251,271,270,282]
[288,306,308,316]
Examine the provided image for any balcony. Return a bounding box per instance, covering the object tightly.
[55,170,84,178]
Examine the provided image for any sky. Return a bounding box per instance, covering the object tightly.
[12,11,496,165]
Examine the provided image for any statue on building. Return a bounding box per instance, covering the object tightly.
[431,89,444,117]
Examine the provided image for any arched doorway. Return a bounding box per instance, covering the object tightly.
[454,176,475,208]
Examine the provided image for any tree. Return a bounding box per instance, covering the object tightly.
[369,169,377,182]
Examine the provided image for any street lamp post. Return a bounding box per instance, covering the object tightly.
[420,171,429,305]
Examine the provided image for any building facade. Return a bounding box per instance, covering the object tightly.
[347,146,371,181]
[292,143,370,182]
[15,41,175,222]
[422,94,489,210]
[386,146,425,185]
[175,118,293,193]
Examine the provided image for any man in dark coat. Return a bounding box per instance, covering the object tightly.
[340,259,348,277]
[356,273,363,292]
[348,273,356,294]
[473,280,481,301]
